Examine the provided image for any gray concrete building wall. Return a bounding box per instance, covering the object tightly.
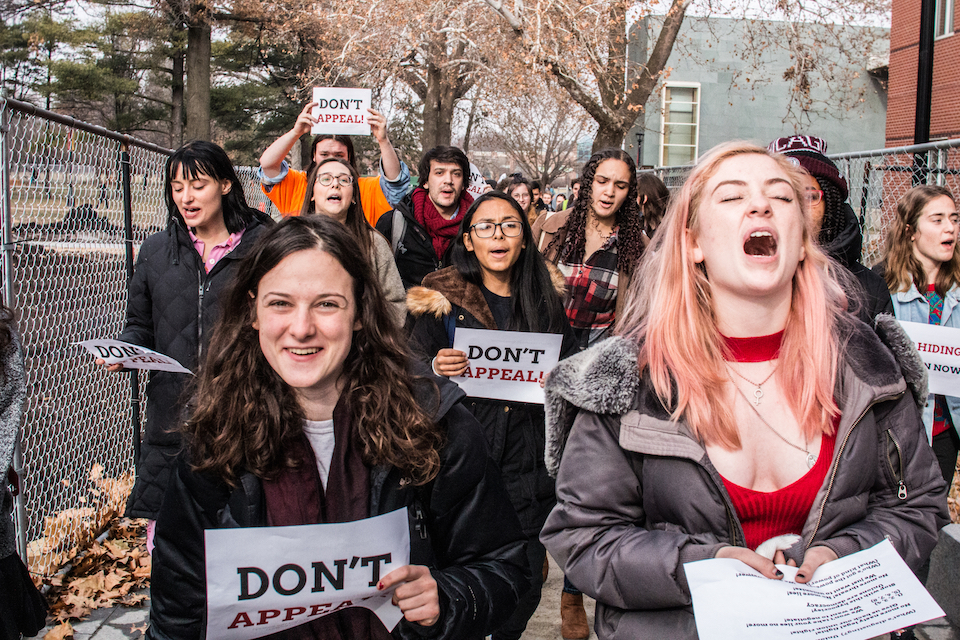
[625,16,888,168]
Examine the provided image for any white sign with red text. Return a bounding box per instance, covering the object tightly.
[204,508,409,639]
[451,328,562,404]
[898,321,960,397]
[77,339,192,374]
[465,163,489,200]
[311,87,372,136]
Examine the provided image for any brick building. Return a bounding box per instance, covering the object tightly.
[886,0,960,146]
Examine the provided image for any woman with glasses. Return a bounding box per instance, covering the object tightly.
[301,157,406,327]
[407,192,578,640]
[767,136,892,323]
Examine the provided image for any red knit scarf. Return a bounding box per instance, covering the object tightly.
[412,187,474,259]
[260,400,391,640]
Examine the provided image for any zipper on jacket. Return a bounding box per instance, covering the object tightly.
[806,389,905,550]
[885,428,908,500]
[197,272,206,361]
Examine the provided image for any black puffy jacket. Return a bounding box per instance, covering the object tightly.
[147,373,530,640]
[407,267,578,535]
[119,217,270,519]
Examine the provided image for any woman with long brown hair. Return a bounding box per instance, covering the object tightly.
[147,216,529,640]
[540,142,947,639]
[880,185,960,489]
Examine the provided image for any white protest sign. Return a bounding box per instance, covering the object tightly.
[311,87,372,136]
[452,328,562,404]
[684,539,945,640]
[898,321,960,397]
[205,508,409,639]
[465,162,489,200]
[77,339,192,374]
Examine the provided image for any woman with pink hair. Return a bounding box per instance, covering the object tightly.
[540,142,947,639]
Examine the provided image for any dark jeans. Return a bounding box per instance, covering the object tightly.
[563,575,582,596]
[932,428,960,489]
[492,534,546,640]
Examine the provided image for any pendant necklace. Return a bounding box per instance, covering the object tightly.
[729,374,816,469]
[726,363,778,406]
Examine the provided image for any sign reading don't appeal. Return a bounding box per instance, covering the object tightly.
[898,321,960,397]
[204,508,409,639]
[311,87,372,136]
[451,328,563,404]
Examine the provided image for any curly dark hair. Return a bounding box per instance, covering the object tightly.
[548,149,645,276]
[184,216,445,487]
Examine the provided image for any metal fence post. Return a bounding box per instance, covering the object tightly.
[1,102,28,562]
[120,143,141,467]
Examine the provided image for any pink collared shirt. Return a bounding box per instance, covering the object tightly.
[189,228,246,273]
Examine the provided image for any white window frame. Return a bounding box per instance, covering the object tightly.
[936,0,954,39]
[659,82,701,167]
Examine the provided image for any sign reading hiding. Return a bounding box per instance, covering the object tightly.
[898,321,960,397]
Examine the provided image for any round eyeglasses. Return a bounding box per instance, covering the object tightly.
[470,221,524,238]
[804,189,823,205]
[317,173,354,187]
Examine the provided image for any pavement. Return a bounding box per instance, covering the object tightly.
[35,555,959,640]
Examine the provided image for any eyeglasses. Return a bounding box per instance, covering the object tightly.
[317,173,353,187]
[470,221,524,238]
[804,189,823,205]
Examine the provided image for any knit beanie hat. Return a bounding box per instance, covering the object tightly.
[767,135,849,202]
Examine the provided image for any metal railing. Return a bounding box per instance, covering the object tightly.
[649,138,960,267]
[0,97,273,576]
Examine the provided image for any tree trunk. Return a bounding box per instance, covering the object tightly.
[592,122,629,153]
[421,64,455,150]
[171,46,184,147]
[185,8,211,142]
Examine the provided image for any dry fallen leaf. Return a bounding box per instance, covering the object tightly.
[44,622,74,640]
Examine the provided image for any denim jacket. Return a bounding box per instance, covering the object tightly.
[890,282,960,442]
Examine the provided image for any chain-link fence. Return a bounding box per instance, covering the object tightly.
[0,97,273,578]
[648,138,960,267]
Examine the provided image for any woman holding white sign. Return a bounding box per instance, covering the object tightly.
[407,191,578,640]
[300,157,406,327]
[540,142,948,639]
[148,215,529,640]
[879,185,960,489]
[100,141,274,547]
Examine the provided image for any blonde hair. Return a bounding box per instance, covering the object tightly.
[616,141,847,448]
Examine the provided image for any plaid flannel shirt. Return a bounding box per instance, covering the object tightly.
[558,230,620,337]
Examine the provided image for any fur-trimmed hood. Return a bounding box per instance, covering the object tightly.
[543,314,928,477]
[406,264,567,330]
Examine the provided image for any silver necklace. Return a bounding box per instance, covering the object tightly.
[726,363,778,406]
[729,375,817,469]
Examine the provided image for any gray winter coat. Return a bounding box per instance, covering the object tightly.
[540,316,949,640]
[0,331,25,561]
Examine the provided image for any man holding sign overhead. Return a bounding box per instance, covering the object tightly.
[259,88,410,225]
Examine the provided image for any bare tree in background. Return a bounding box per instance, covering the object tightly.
[481,85,592,186]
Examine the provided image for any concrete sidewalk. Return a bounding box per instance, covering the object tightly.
[36,554,958,640]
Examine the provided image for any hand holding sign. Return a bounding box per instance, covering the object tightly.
[379,565,439,627]
[78,339,192,374]
[432,348,468,377]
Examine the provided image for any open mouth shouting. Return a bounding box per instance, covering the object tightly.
[744,230,778,257]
